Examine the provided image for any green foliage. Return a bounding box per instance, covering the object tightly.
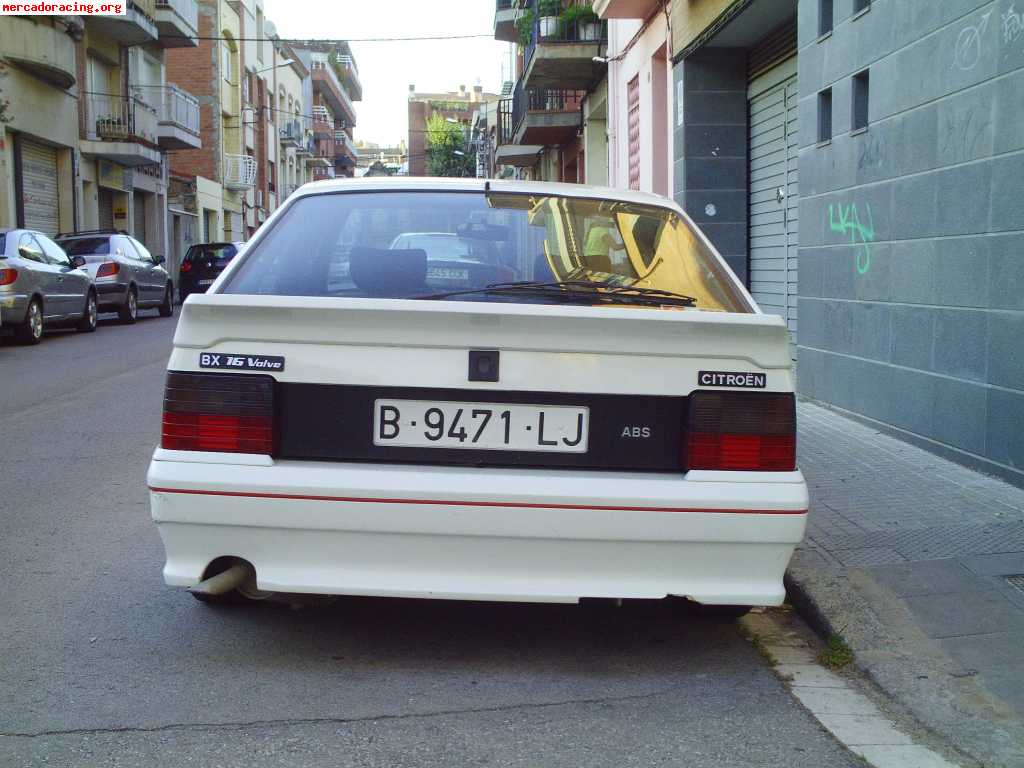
[516,9,535,47]
[538,0,562,16]
[819,633,854,669]
[561,3,598,25]
[424,113,474,178]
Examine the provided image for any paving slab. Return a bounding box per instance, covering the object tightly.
[788,400,1024,767]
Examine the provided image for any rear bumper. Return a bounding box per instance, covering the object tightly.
[0,292,28,326]
[96,282,127,307]
[148,454,809,605]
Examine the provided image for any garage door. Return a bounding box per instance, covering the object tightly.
[98,189,115,230]
[748,54,798,352]
[18,139,60,235]
[134,191,147,244]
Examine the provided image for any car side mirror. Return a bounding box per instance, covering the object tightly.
[153,254,165,265]
[18,246,34,260]
[70,255,87,269]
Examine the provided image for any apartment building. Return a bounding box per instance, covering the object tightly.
[407,84,499,177]
[291,42,361,183]
[273,40,311,201]
[0,4,201,263]
[0,15,82,235]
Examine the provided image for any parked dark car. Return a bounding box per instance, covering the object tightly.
[55,230,173,323]
[178,242,245,302]
[0,228,97,344]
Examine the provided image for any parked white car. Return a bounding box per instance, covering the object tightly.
[148,178,807,611]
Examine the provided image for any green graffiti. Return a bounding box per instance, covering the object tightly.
[828,202,875,275]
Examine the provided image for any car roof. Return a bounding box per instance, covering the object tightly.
[292,176,682,211]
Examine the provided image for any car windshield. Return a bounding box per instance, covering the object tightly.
[185,244,238,262]
[222,191,751,313]
[0,233,6,255]
[59,237,110,255]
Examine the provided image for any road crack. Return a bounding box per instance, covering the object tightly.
[0,688,675,739]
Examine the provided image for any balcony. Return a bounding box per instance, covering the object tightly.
[85,1,158,46]
[80,92,162,167]
[494,97,542,167]
[312,104,335,135]
[494,0,520,42]
[132,84,201,149]
[0,16,79,90]
[592,0,658,17]
[311,166,336,181]
[223,153,257,191]
[312,63,356,127]
[334,129,357,161]
[333,54,362,102]
[280,119,302,147]
[512,82,584,146]
[154,0,199,47]
[296,136,315,157]
[523,0,607,91]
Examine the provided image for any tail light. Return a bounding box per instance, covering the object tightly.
[684,391,796,471]
[97,262,120,278]
[0,268,17,286]
[161,372,275,454]
[180,261,192,273]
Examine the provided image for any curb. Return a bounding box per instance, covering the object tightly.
[783,550,1024,768]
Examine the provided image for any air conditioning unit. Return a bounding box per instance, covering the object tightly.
[255,190,264,208]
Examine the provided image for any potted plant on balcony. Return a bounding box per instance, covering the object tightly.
[561,3,600,41]
[538,0,562,38]
[97,115,127,140]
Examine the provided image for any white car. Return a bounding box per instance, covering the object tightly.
[148,178,807,611]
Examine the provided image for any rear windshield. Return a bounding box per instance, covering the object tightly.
[185,243,238,262]
[58,237,110,255]
[222,191,750,313]
[0,233,5,255]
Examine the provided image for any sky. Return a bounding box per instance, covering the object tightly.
[263,0,514,147]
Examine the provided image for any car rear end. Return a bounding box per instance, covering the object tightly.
[178,243,240,302]
[56,235,126,311]
[148,181,807,607]
[0,231,29,329]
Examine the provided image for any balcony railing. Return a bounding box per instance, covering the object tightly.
[498,97,514,145]
[132,84,200,134]
[280,119,302,146]
[84,92,159,144]
[312,104,335,131]
[334,53,361,99]
[505,77,583,139]
[525,0,607,71]
[312,166,336,181]
[224,153,257,190]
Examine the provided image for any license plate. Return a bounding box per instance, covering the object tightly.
[373,399,589,453]
[198,279,214,286]
[427,267,469,281]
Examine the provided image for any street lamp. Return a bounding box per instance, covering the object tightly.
[256,59,294,74]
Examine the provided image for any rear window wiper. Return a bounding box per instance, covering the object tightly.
[414,280,697,308]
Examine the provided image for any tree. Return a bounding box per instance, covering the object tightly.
[424,114,474,178]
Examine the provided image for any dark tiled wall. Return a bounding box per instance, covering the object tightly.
[673,48,749,283]
[796,0,1024,485]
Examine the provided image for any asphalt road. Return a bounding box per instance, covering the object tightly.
[0,309,860,768]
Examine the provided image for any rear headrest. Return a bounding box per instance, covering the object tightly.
[350,247,427,296]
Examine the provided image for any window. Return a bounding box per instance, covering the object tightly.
[256,11,264,63]
[819,0,833,36]
[853,0,870,13]
[268,161,276,191]
[17,233,44,263]
[852,70,870,131]
[222,44,232,83]
[222,191,752,313]
[817,88,833,143]
[36,234,71,266]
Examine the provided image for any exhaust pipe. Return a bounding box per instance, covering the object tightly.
[189,561,254,596]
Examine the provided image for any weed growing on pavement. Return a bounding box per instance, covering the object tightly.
[819,633,854,668]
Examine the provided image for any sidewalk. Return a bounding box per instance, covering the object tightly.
[790,401,1024,767]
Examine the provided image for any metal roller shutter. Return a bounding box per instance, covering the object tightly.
[98,189,115,230]
[748,54,798,354]
[18,139,60,235]
[133,191,147,244]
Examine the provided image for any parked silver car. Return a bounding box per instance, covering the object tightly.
[55,230,173,324]
[0,229,98,344]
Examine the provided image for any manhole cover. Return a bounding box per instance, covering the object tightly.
[1007,575,1024,593]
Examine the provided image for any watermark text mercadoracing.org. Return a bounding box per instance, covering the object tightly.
[1,2,125,13]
